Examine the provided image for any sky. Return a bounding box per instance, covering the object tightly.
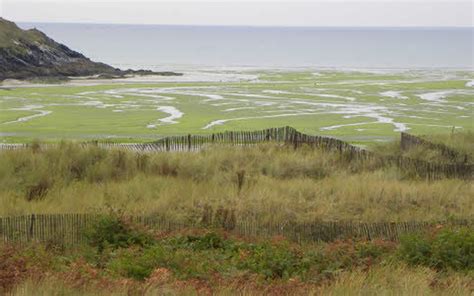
[1,0,472,27]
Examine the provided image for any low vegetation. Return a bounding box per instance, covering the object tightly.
[422,131,474,161]
[2,216,473,295]
[374,131,474,163]
[1,133,472,294]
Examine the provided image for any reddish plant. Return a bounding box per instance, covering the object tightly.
[0,245,27,293]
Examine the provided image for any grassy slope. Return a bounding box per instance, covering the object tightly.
[0,18,45,49]
[0,140,472,221]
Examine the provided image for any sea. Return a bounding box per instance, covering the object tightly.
[19,22,474,71]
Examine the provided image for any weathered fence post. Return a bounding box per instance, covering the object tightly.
[28,214,35,241]
[293,131,298,150]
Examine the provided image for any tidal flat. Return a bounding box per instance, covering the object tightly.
[1,69,472,143]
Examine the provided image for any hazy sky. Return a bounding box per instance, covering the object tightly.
[1,0,472,27]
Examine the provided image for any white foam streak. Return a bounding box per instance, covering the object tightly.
[3,105,52,124]
[380,91,408,99]
[417,91,449,102]
[147,106,184,128]
[202,112,322,129]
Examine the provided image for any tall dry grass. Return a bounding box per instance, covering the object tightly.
[315,264,473,296]
[10,264,473,296]
[373,131,474,163]
[0,143,472,223]
[424,131,474,159]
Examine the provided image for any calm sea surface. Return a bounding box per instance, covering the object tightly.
[20,23,473,71]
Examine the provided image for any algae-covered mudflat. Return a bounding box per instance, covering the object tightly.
[1,69,473,143]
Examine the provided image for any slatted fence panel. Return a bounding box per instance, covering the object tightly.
[0,127,472,179]
[1,214,472,245]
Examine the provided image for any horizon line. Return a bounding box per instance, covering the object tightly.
[15,20,474,29]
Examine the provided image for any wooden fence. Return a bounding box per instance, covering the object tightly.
[398,132,473,179]
[0,127,472,179]
[381,155,473,180]
[0,214,472,245]
[401,132,470,163]
[0,127,368,153]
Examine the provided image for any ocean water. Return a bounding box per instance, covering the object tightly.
[19,23,474,71]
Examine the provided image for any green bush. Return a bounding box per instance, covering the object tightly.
[398,234,432,266]
[108,245,167,280]
[356,240,395,261]
[85,215,155,252]
[399,227,474,271]
[239,241,306,279]
[171,232,230,251]
[301,239,395,280]
[107,232,400,282]
[108,243,226,280]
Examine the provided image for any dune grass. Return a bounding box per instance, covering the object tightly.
[0,141,472,222]
[422,131,474,160]
[372,130,474,163]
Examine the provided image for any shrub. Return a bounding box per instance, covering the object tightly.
[398,234,432,267]
[0,244,58,293]
[176,232,227,251]
[430,228,474,270]
[85,215,155,252]
[108,245,167,280]
[0,245,27,293]
[399,227,474,271]
[309,239,396,279]
[355,239,396,262]
[239,241,305,279]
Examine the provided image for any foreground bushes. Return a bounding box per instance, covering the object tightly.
[1,216,473,295]
[85,216,473,282]
[399,227,474,271]
[106,237,395,282]
[85,215,155,252]
[86,215,396,281]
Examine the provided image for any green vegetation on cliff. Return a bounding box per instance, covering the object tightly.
[0,18,180,81]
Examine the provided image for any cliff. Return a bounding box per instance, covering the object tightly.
[0,18,181,81]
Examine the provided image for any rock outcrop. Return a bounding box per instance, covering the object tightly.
[0,18,181,81]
